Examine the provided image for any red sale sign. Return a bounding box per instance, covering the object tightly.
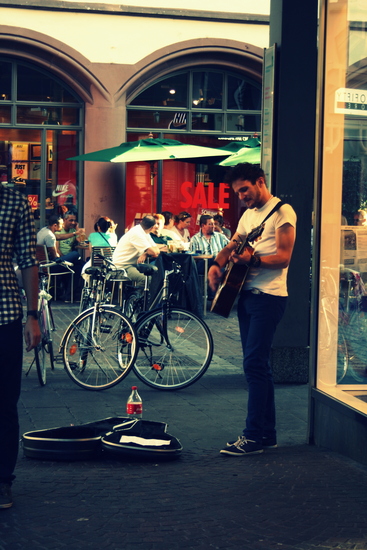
[27,195,38,209]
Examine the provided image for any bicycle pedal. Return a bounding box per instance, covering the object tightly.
[54,354,64,364]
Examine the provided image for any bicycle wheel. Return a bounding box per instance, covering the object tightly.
[337,325,348,383]
[133,308,213,390]
[123,291,144,322]
[342,307,367,383]
[42,303,55,370]
[35,309,47,386]
[62,305,138,390]
[79,286,94,314]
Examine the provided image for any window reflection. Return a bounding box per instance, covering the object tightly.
[130,73,188,107]
[192,71,223,109]
[16,65,78,102]
[0,61,12,100]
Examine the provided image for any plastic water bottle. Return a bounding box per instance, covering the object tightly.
[126,386,143,419]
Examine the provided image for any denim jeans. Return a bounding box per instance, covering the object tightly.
[0,318,23,485]
[237,290,287,443]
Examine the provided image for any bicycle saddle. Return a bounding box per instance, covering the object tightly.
[136,264,158,275]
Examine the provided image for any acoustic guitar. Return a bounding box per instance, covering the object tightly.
[210,223,265,318]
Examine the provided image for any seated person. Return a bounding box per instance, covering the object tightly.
[170,211,192,243]
[160,211,182,242]
[88,216,118,252]
[190,214,229,299]
[150,214,172,251]
[82,216,118,276]
[37,215,77,300]
[55,211,85,258]
[55,211,86,299]
[213,213,231,239]
[112,215,160,287]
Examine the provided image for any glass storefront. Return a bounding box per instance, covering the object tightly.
[126,68,262,232]
[317,0,367,414]
[0,59,83,230]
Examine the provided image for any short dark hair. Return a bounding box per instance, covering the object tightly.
[94,217,111,233]
[48,214,61,227]
[213,214,223,225]
[199,214,214,227]
[141,215,156,230]
[64,211,77,220]
[161,211,174,226]
[225,163,266,186]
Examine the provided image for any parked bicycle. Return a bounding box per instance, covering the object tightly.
[59,262,138,390]
[60,256,214,391]
[122,259,214,391]
[26,258,73,386]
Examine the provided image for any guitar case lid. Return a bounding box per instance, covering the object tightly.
[22,417,182,461]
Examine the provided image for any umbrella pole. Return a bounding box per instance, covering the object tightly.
[150,161,157,213]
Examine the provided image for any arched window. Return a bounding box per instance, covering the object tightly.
[124,67,261,232]
[0,58,83,229]
[127,68,261,135]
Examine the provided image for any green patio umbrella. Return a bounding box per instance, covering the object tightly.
[68,136,231,210]
[217,138,261,166]
[68,137,230,164]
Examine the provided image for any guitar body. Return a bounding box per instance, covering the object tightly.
[210,249,252,318]
[210,202,283,317]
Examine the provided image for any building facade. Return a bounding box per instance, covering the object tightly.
[0,1,269,237]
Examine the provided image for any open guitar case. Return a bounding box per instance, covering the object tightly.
[22,417,183,461]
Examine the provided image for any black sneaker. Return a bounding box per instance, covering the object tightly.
[0,483,13,509]
[226,435,277,449]
[220,436,263,456]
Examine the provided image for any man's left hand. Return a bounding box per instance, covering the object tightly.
[24,318,41,352]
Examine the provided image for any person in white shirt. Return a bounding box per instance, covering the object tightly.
[160,211,182,242]
[170,211,192,243]
[208,163,296,458]
[112,215,160,287]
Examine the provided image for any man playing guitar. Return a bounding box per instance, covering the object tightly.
[208,163,296,457]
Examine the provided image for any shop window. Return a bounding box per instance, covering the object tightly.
[317,0,367,414]
[125,68,261,230]
[192,71,223,110]
[130,73,188,108]
[0,61,12,100]
[227,75,261,111]
[127,68,261,134]
[16,65,78,102]
[0,58,83,229]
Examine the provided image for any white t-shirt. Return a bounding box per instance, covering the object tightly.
[161,228,181,242]
[236,197,297,296]
[170,226,190,242]
[112,224,156,267]
[37,226,56,248]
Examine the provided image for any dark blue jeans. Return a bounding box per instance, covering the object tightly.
[0,318,23,485]
[237,291,287,443]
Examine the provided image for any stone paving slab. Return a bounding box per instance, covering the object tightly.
[1,302,366,549]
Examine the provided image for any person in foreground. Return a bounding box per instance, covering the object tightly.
[0,185,41,508]
[208,163,296,456]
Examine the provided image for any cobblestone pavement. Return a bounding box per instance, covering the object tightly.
[1,302,367,550]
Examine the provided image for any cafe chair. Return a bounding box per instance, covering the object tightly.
[36,244,75,302]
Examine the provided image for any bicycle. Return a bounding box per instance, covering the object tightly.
[26,258,73,386]
[124,260,214,391]
[59,263,138,391]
